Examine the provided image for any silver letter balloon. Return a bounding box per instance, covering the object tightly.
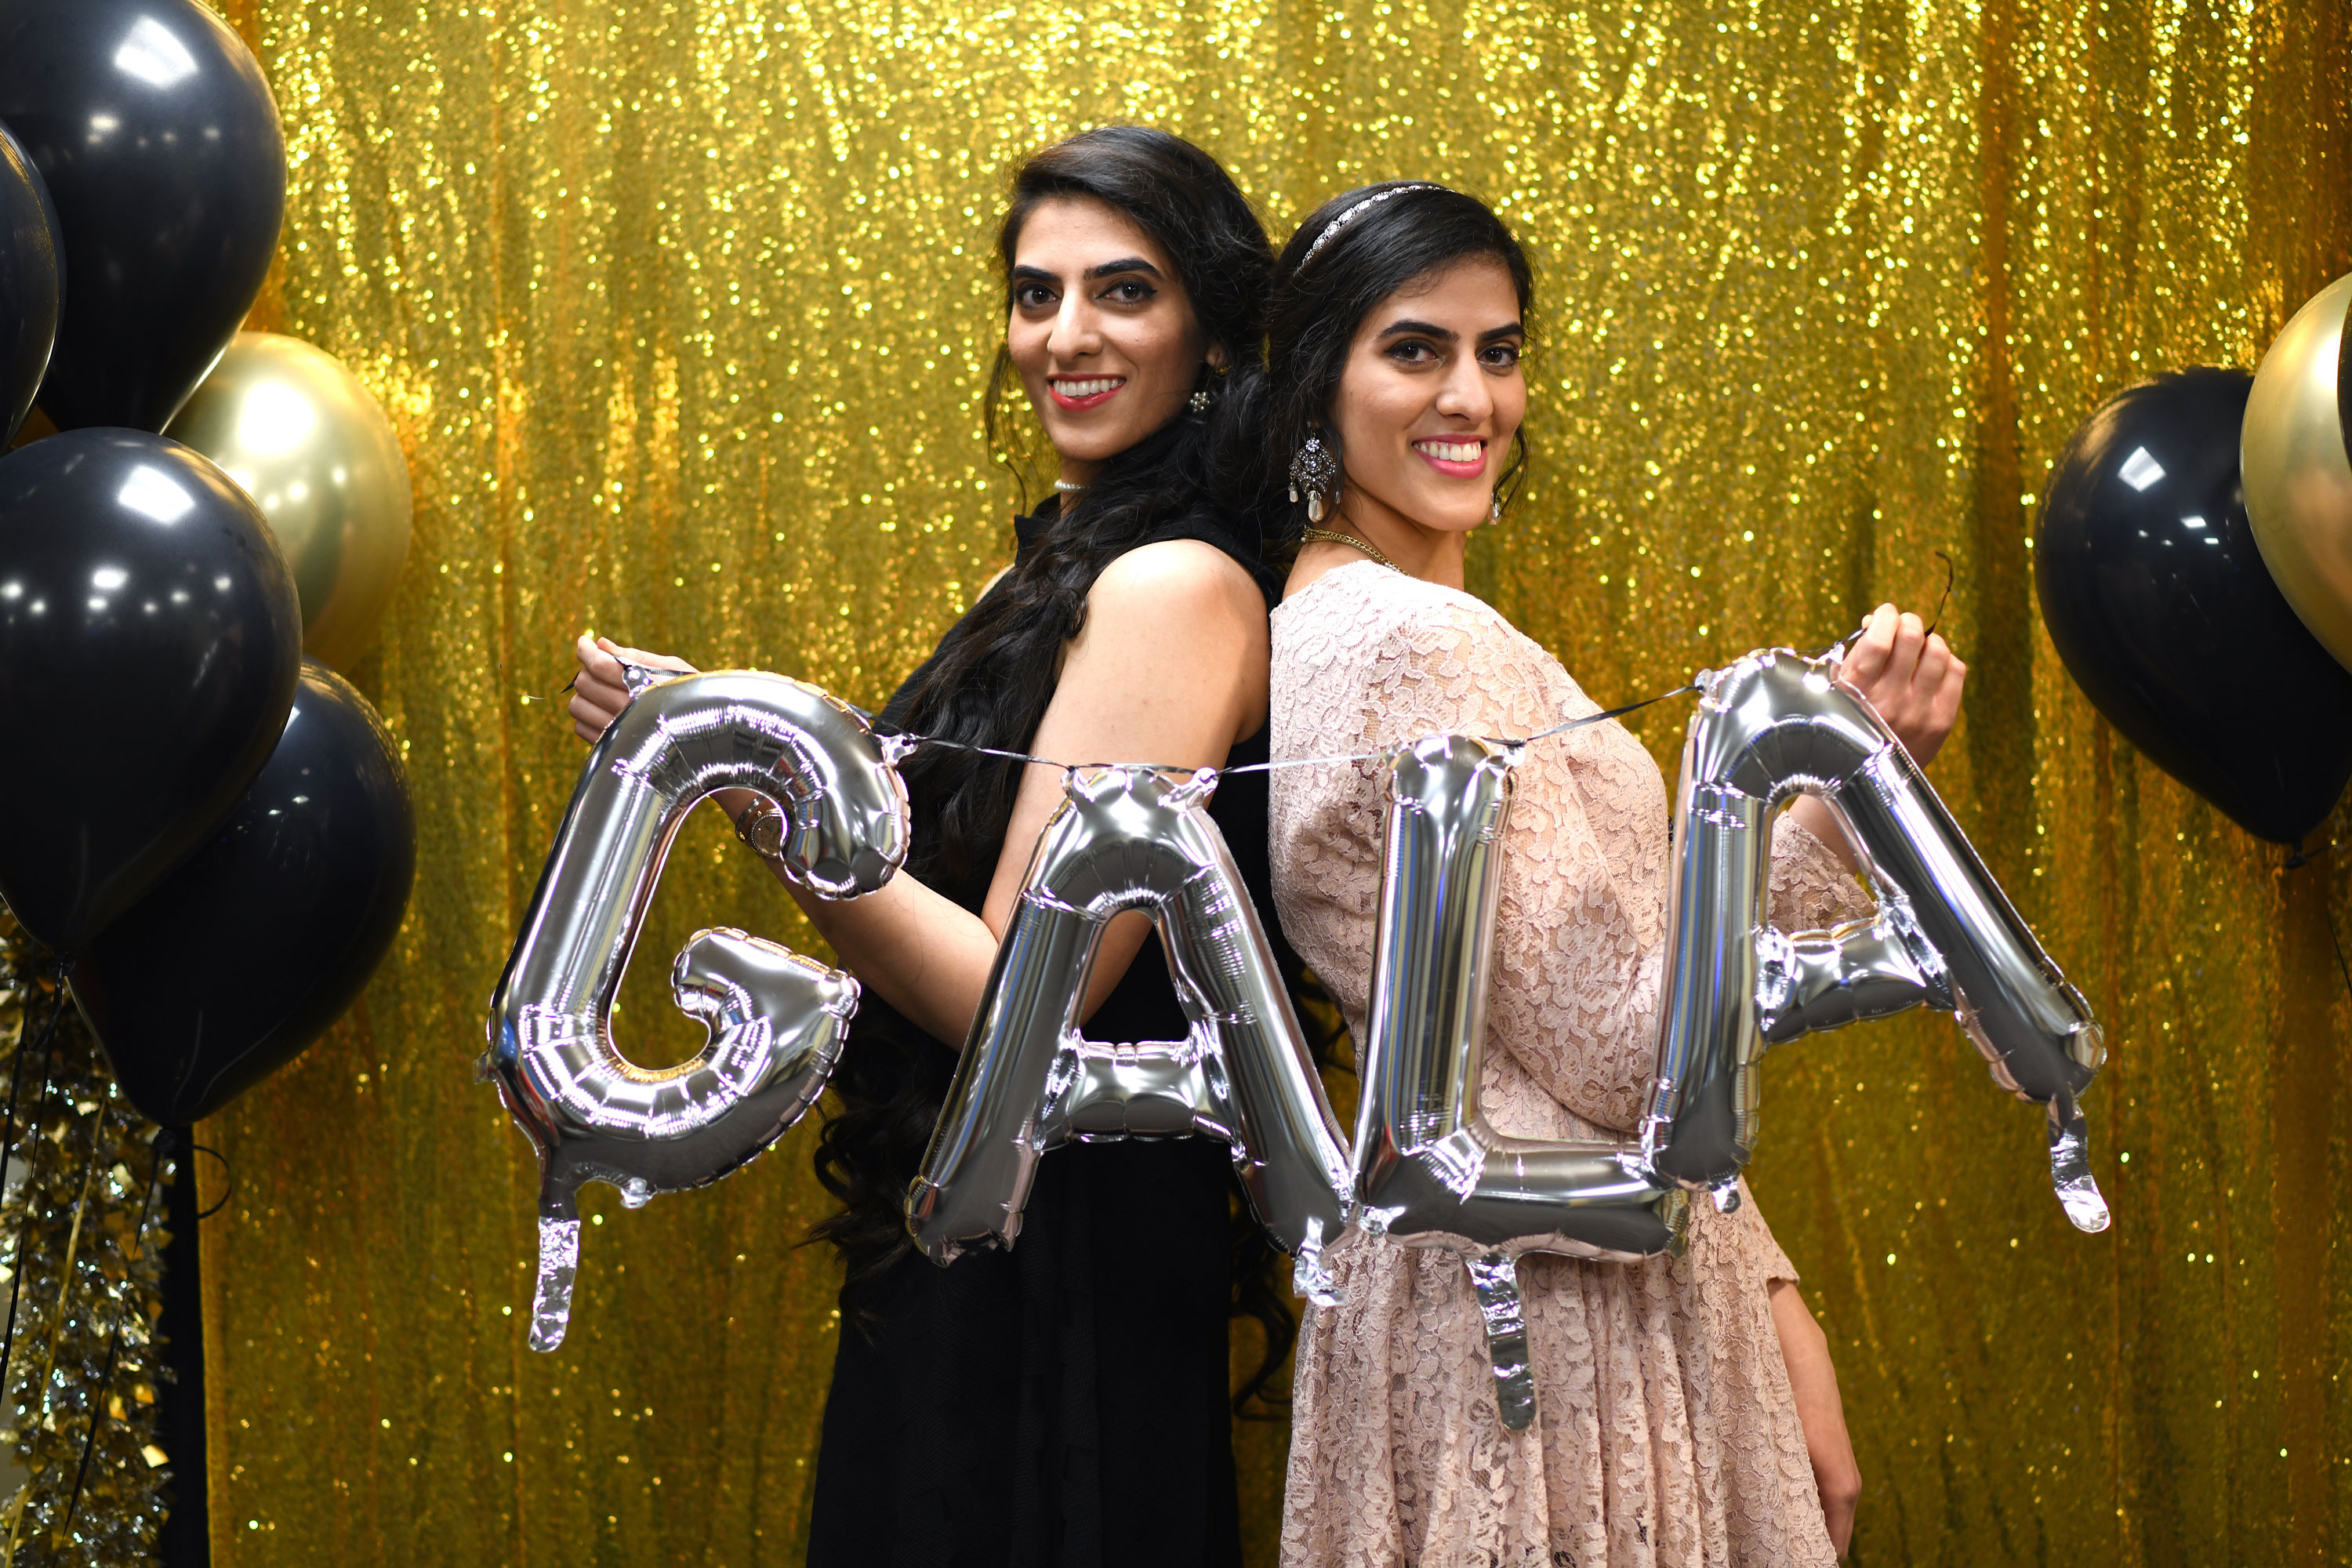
[1349,735,1689,1428]
[1639,648,2107,1228]
[1348,648,2106,1429]
[906,764,1358,1299]
[484,670,909,1350]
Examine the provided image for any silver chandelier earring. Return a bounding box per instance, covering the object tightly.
[1188,386,1214,414]
[1289,434,1341,523]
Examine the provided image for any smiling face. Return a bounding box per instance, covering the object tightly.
[1004,196,1218,485]
[1327,256,1526,548]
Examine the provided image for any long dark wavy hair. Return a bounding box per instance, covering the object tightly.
[808,126,1316,1409]
[1236,183,1534,546]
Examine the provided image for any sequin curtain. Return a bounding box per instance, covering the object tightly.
[195,0,2352,1559]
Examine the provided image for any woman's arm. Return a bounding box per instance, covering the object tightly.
[1762,604,1946,1557]
[1771,1278,1860,1557]
[567,539,1269,1045]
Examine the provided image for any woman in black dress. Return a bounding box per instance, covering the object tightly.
[569,127,1287,1566]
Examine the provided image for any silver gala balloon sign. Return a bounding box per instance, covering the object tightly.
[482,670,909,1350]
[489,649,2103,1415]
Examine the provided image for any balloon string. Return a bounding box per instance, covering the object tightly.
[2326,898,2352,1008]
[604,627,1864,782]
[0,985,62,1322]
[59,1131,170,1546]
[862,688,1707,779]
[854,678,1715,778]
[2,1098,111,1566]
[1501,683,1706,749]
[2281,832,2352,1007]
[1924,549,1955,641]
[520,672,580,709]
[187,1141,233,1221]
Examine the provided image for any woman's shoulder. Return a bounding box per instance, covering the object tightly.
[1077,492,1261,590]
[1273,561,1515,666]
[1088,534,1269,620]
[1072,535,1271,710]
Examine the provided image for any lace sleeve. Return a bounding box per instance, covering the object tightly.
[1766,815,1875,931]
[1358,600,1552,746]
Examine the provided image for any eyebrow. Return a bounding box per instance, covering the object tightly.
[1009,257,1167,287]
[1087,256,1163,280]
[1376,318,1525,343]
[1377,318,1454,342]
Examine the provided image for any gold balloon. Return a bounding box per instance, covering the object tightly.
[166,332,412,671]
[2241,272,2352,675]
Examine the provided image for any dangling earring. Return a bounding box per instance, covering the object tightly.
[1490,492,1503,522]
[1289,434,1340,523]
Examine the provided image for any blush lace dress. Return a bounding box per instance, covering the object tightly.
[1269,561,1873,1568]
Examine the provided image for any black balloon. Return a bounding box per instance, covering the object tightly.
[72,661,414,1125]
[0,118,60,448]
[2038,368,2352,843]
[0,428,301,952]
[0,0,284,432]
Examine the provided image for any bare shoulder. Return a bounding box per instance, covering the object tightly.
[1064,538,1269,717]
[1051,538,1271,744]
[1087,537,1265,624]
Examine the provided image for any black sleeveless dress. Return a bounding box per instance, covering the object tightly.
[805,502,1276,1568]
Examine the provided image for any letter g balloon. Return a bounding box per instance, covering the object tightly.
[484,670,909,1350]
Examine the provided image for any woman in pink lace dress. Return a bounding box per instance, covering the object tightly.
[1258,186,1967,1566]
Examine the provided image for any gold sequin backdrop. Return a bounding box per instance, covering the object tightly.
[187,0,2351,1559]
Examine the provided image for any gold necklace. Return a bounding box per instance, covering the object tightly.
[1300,525,1402,573]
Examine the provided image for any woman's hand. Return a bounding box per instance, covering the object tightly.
[1770,1279,1860,1557]
[569,633,699,744]
[1838,603,1965,766]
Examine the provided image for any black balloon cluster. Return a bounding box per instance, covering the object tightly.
[2039,302,2352,845]
[0,0,414,1126]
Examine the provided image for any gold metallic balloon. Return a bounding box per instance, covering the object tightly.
[165,332,412,671]
[2241,273,2352,674]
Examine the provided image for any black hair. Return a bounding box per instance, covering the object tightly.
[808,127,1307,1406]
[1239,182,1534,546]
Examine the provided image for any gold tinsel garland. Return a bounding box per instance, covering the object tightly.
[0,921,174,1566]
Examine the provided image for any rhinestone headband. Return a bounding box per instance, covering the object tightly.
[1298,183,1446,269]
